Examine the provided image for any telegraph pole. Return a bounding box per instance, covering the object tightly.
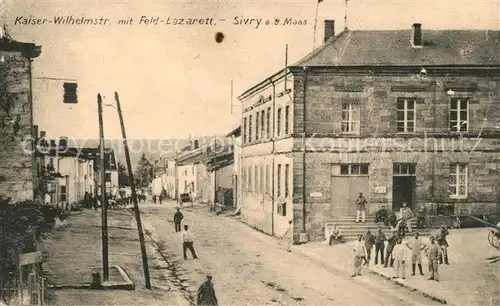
[213,135,217,211]
[97,93,109,281]
[114,92,151,289]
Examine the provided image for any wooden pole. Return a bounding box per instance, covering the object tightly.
[97,93,109,281]
[114,92,151,289]
[312,1,320,46]
[213,135,217,211]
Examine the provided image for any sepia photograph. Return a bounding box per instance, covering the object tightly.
[0,0,499,305]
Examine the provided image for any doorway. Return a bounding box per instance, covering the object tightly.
[392,163,416,211]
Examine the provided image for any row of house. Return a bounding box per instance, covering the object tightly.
[151,130,242,210]
[34,131,119,209]
[236,21,500,242]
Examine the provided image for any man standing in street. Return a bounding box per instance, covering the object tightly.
[384,230,399,268]
[197,274,218,306]
[364,229,375,266]
[406,232,425,276]
[437,225,450,265]
[355,193,367,223]
[374,227,386,265]
[351,234,367,277]
[181,225,198,260]
[174,208,184,232]
[392,237,407,279]
[425,236,442,282]
[280,220,293,252]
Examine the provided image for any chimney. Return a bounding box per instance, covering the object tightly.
[324,20,335,43]
[411,23,423,47]
[58,136,68,150]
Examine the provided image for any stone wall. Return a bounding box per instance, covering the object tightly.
[0,50,34,202]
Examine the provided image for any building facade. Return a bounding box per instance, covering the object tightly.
[239,21,500,242]
[227,127,242,209]
[0,38,41,202]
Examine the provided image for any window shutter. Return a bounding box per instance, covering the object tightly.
[63,82,78,103]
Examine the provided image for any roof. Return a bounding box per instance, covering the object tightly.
[294,29,500,67]
[0,37,41,58]
[226,126,241,137]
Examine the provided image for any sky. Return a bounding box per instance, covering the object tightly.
[2,0,499,140]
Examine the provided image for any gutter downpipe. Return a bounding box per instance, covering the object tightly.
[302,66,308,234]
[271,79,276,236]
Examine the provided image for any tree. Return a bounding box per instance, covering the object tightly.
[117,161,130,186]
[135,153,153,188]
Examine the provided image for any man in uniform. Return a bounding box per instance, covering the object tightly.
[197,274,218,306]
[351,234,367,277]
[174,208,184,232]
[384,229,399,268]
[406,232,425,276]
[374,227,386,265]
[355,193,368,223]
[436,225,450,265]
[425,236,442,282]
[396,202,413,233]
[392,237,407,279]
[364,229,375,266]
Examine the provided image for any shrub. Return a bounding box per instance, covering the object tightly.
[0,196,61,299]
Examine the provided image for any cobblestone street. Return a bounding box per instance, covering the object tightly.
[141,201,443,306]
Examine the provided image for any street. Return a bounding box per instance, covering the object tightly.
[140,201,443,306]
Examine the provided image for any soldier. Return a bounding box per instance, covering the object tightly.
[364,229,375,266]
[406,232,425,276]
[374,227,386,265]
[425,236,442,282]
[355,193,368,223]
[197,274,218,306]
[181,225,198,260]
[436,225,450,265]
[351,234,367,277]
[392,237,407,279]
[174,208,184,232]
[384,229,399,268]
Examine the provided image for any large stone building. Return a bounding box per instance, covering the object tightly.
[239,21,500,242]
[0,37,41,202]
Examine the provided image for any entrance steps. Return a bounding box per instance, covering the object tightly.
[326,217,432,241]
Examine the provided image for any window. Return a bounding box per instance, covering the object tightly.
[397,98,416,132]
[261,110,265,140]
[450,98,469,132]
[59,185,67,202]
[338,164,369,176]
[277,108,282,136]
[255,112,260,141]
[266,107,271,139]
[393,163,416,176]
[277,203,287,216]
[255,165,260,193]
[277,164,282,197]
[449,164,467,198]
[341,103,360,133]
[285,164,290,197]
[105,173,111,182]
[285,105,290,135]
[249,115,253,143]
[243,117,247,144]
[265,164,270,194]
[250,166,254,192]
[260,165,264,194]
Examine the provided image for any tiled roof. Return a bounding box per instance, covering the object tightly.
[294,29,500,67]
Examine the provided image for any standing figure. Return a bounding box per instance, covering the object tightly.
[364,229,375,266]
[396,202,413,234]
[174,208,184,232]
[351,234,367,277]
[159,194,163,204]
[384,230,399,268]
[181,225,198,260]
[425,236,442,282]
[328,225,345,245]
[152,195,157,204]
[436,225,450,265]
[406,232,425,276]
[280,220,293,252]
[416,207,425,229]
[392,237,407,279]
[374,227,386,265]
[355,193,367,223]
[197,274,218,306]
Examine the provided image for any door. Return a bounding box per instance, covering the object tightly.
[392,163,416,211]
[331,176,369,217]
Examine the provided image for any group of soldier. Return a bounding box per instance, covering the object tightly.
[352,224,450,282]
